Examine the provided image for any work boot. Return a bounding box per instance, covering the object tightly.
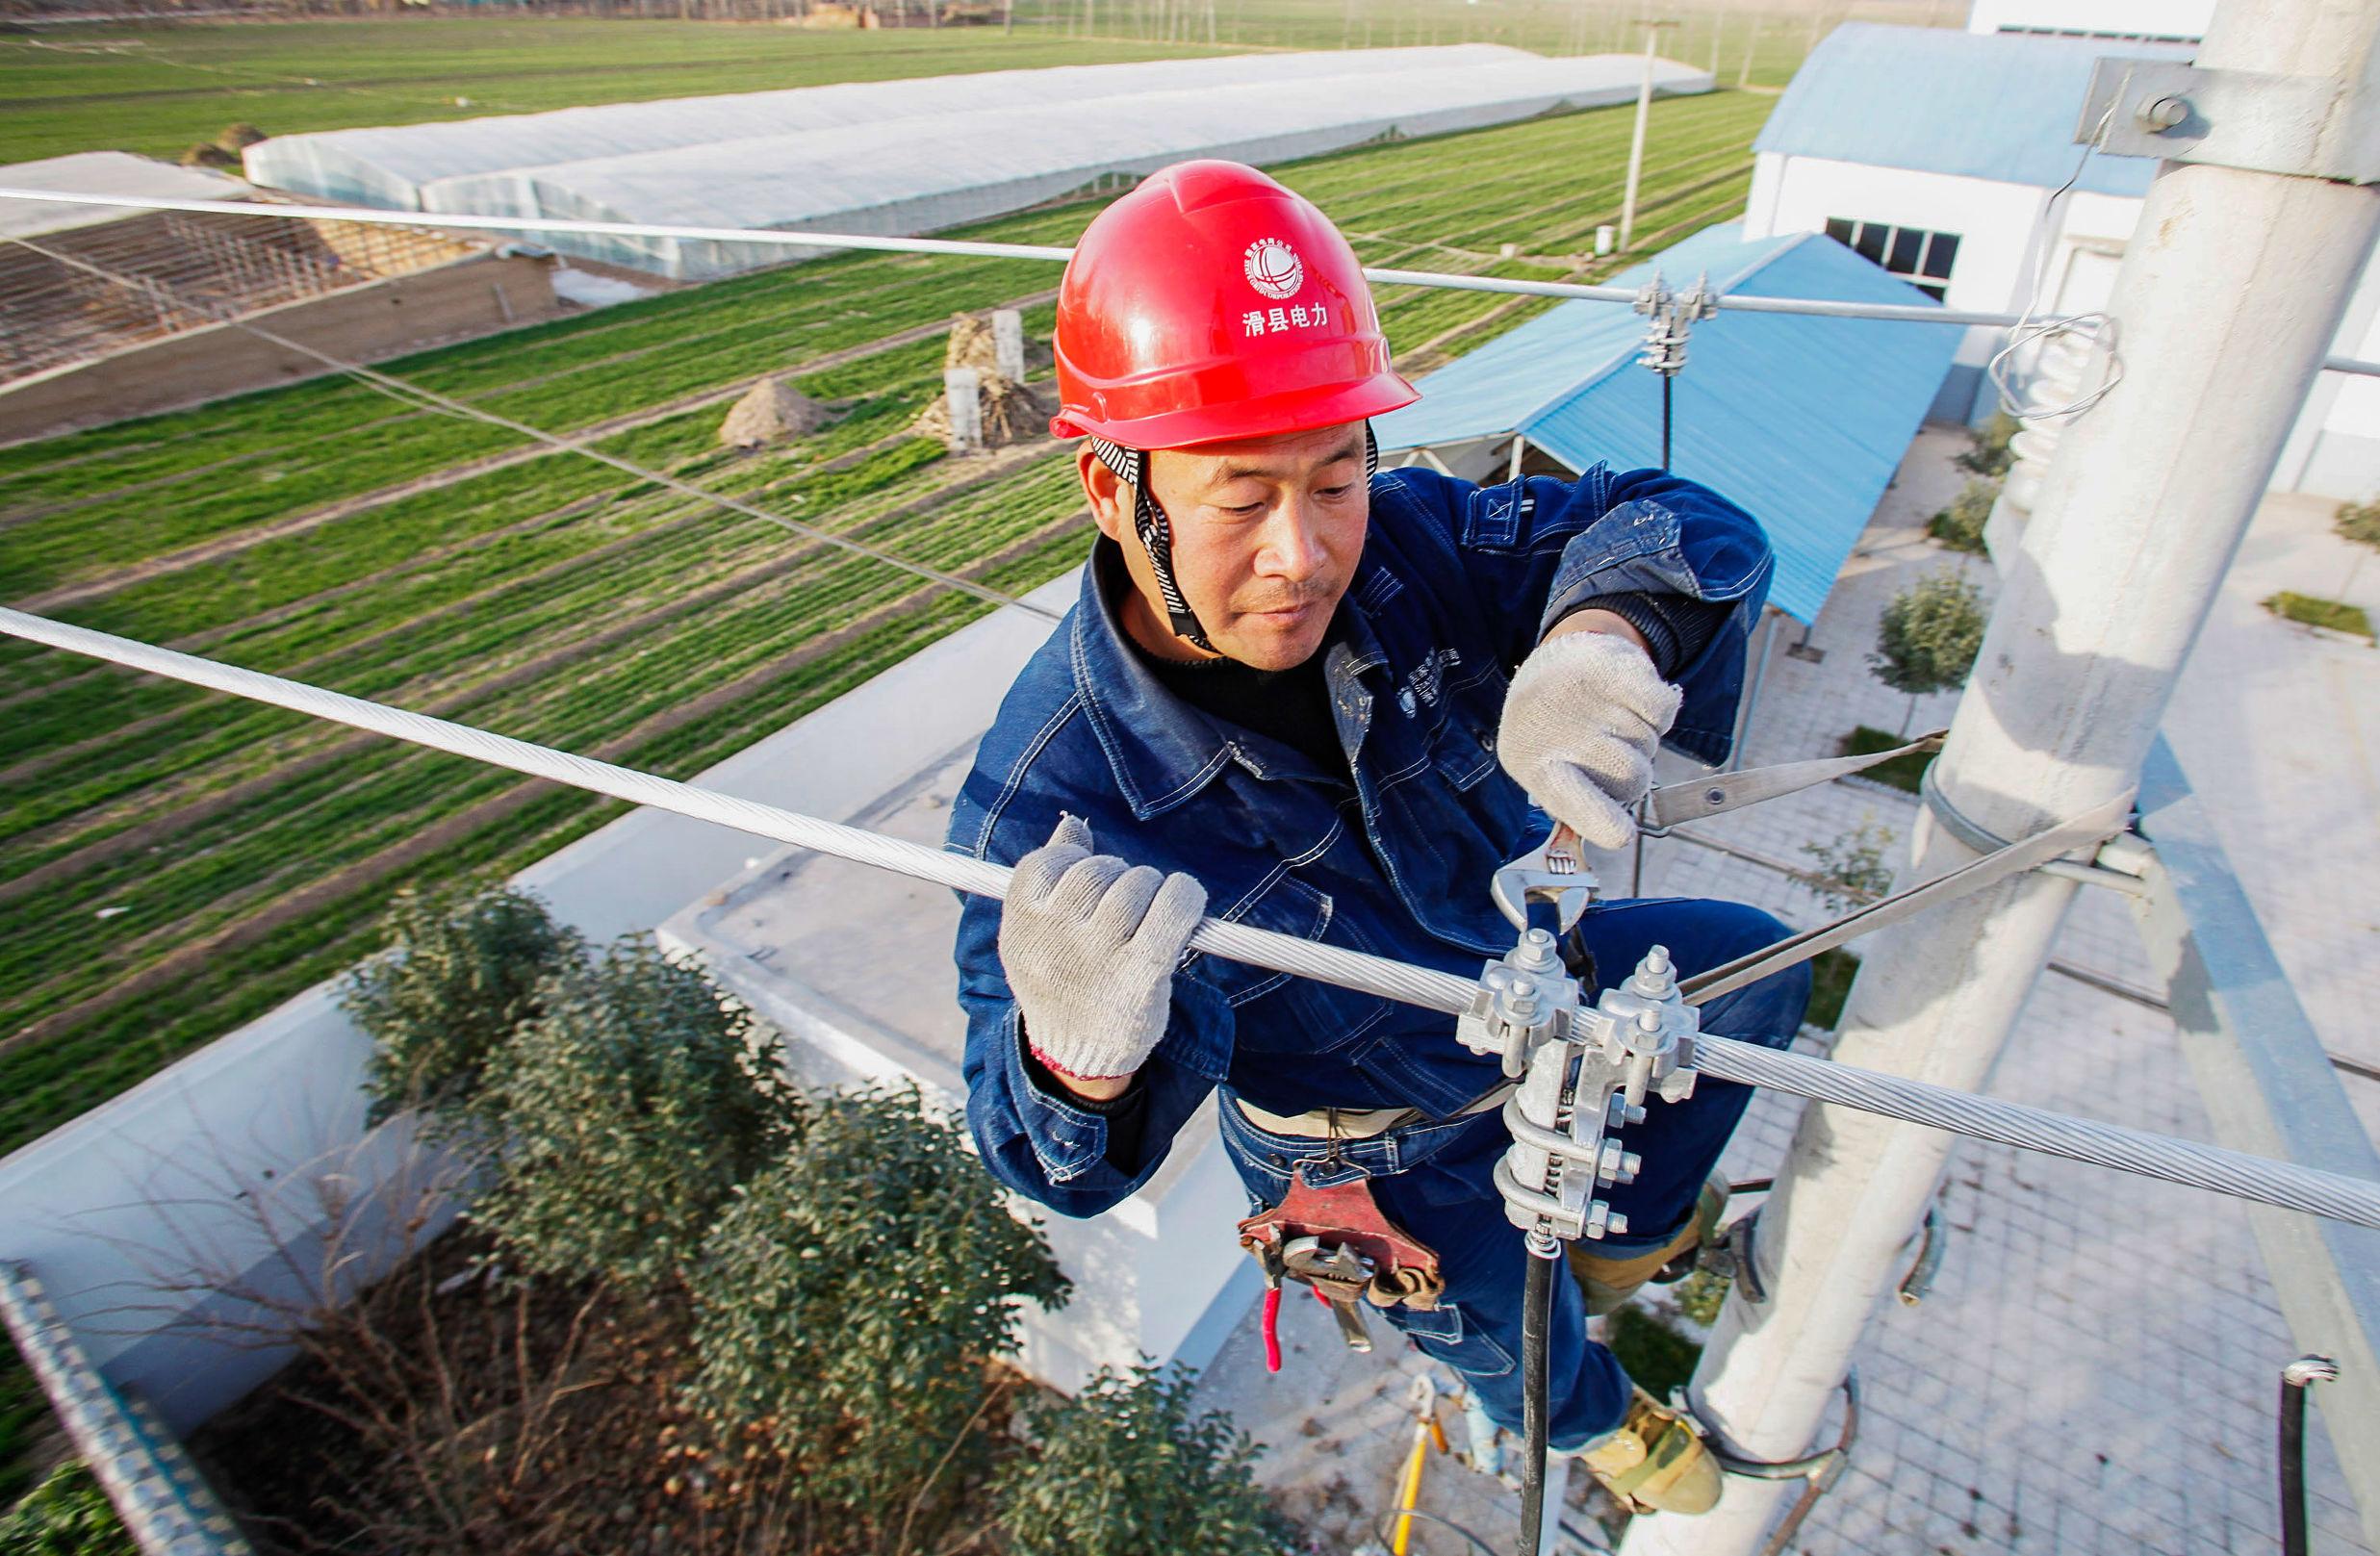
[1566,1175,1727,1316]
[1574,1387,1722,1516]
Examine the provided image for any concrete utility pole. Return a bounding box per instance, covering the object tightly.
[1621,1,2380,1553]
[1617,18,1673,250]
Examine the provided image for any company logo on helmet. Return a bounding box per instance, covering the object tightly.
[1242,238,1304,301]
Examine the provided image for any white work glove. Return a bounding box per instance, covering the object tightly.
[998,815,1208,1084]
[1496,629,1683,851]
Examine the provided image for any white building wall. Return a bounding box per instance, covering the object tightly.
[1749,149,2380,497]
[1744,151,2046,421]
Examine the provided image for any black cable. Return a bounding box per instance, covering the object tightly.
[2280,1367,2316,1556]
[1659,371,1674,472]
[1517,1250,1553,1556]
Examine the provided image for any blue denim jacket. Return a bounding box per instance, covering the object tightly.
[945,464,1775,1218]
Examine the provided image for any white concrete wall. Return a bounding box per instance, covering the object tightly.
[1744,151,2046,420]
[1750,149,2380,495]
[0,571,1111,1433]
[1964,0,2211,38]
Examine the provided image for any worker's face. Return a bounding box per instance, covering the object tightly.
[1082,421,1368,672]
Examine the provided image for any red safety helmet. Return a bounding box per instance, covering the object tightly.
[1049,160,1418,450]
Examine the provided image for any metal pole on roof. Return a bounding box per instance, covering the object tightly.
[1620,1,2380,1551]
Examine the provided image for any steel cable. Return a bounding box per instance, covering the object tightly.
[14,185,2380,370]
[6,603,2380,1233]
[2,233,1063,625]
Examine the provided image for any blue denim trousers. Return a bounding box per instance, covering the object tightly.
[1217,896,1812,1448]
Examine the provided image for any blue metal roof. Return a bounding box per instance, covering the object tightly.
[1374,222,1963,624]
[1753,22,2190,196]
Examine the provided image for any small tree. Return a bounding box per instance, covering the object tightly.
[342,884,583,1130]
[994,1364,1294,1556]
[2337,497,2380,550]
[688,1085,1069,1530]
[1956,411,2018,476]
[1800,818,1898,913]
[1927,477,1998,554]
[476,940,797,1293]
[1870,570,1985,735]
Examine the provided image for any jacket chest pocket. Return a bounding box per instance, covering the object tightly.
[1191,872,1394,1057]
[1428,714,1498,792]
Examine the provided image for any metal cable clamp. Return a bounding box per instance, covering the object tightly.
[1482,937,1702,1256]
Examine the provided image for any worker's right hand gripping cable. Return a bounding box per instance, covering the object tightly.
[997,813,1207,1084]
[1496,631,1682,853]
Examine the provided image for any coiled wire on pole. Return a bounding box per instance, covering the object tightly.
[7,604,2380,1235]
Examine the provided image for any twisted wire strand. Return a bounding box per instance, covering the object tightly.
[10,188,2380,374]
[5,604,2379,1232]
[5,232,1062,625]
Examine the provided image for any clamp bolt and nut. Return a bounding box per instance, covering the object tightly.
[2137,94,2190,133]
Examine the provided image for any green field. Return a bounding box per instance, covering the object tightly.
[0,24,1230,163]
[0,0,1907,165]
[0,86,1775,1160]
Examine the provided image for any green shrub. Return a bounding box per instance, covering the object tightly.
[2337,498,2380,549]
[476,940,796,1293]
[1956,411,2018,476]
[1806,948,1861,1032]
[1603,1307,1702,1403]
[1871,570,1985,734]
[1928,477,1998,554]
[688,1085,1067,1527]
[1801,820,1897,914]
[1837,726,1932,795]
[2263,591,2375,640]
[994,1364,1292,1556]
[0,1464,135,1556]
[341,885,583,1130]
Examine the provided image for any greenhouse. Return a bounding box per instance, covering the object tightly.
[242,45,1530,213]
[407,52,1710,279]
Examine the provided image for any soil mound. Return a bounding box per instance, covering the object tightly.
[717,378,827,448]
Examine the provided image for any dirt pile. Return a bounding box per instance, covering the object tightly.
[717,377,828,447]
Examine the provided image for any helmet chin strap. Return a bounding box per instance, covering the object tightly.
[1088,423,1380,655]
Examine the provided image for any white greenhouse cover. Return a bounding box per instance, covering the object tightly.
[406,52,1709,279]
[243,46,1528,212]
[0,152,252,240]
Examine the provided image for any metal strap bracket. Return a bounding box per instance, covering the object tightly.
[1643,729,1945,834]
[1920,764,2152,896]
[2079,57,2380,185]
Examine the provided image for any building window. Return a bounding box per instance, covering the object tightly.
[1824,217,1958,301]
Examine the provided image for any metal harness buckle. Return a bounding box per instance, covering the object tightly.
[1238,1166,1447,1365]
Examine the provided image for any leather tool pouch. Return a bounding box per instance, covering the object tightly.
[1237,1165,1447,1312]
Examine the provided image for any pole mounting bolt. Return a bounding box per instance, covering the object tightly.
[2137,94,2190,134]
